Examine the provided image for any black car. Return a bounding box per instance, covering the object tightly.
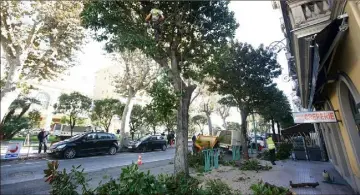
[48,132,119,159]
[127,135,167,152]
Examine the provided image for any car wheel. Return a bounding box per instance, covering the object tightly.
[161,144,167,151]
[108,146,117,155]
[64,148,76,159]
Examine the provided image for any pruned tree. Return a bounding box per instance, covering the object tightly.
[191,115,207,135]
[112,49,159,142]
[207,42,281,159]
[54,92,92,136]
[90,98,125,132]
[216,104,231,130]
[0,1,86,121]
[81,1,238,174]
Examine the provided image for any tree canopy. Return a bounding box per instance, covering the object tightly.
[90,98,125,132]
[54,92,92,136]
[207,42,281,159]
[1,1,85,121]
[81,1,238,174]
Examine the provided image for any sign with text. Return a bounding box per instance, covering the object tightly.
[293,111,337,123]
[4,141,23,159]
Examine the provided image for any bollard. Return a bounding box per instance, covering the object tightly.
[203,149,220,172]
[232,145,241,161]
[214,149,219,169]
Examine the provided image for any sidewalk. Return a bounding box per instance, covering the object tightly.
[195,159,355,195]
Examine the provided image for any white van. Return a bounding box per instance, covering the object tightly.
[216,130,242,151]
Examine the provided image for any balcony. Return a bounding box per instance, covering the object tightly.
[288,0,331,29]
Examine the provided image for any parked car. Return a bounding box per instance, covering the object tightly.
[127,135,167,152]
[47,132,119,159]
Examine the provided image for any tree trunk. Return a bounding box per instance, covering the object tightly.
[206,113,213,136]
[174,85,194,175]
[240,109,249,160]
[222,117,227,130]
[120,88,135,146]
[0,88,21,122]
[271,118,276,139]
[276,121,281,142]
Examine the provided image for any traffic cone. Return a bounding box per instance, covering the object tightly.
[137,154,142,165]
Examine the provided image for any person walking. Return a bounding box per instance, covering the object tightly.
[266,133,276,165]
[37,129,47,153]
[192,134,196,153]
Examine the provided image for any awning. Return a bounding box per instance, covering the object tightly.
[281,123,315,137]
[308,15,349,109]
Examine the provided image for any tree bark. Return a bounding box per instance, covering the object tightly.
[206,113,213,136]
[240,109,249,160]
[271,118,276,139]
[276,121,281,142]
[222,117,227,130]
[120,88,135,146]
[174,85,194,175]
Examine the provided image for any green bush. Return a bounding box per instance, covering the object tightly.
[188,151,205,170]
[257,150,271,161]
[44,161,240,195]
[250,181,293,195]
[276,143,293,160]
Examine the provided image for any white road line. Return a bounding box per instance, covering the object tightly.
[1,165,11,167]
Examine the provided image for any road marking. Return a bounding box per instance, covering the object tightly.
[1,165,11,167]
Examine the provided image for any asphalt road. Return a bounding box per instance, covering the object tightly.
[1,147,181,195]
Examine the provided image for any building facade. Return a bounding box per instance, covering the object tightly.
[276,0,360,192]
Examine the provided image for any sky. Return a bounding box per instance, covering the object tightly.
[61,1,293,126]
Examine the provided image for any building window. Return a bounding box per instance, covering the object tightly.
[348,88,360,134]
[337,73,360,172]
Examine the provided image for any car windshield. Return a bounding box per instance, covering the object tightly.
[138,135,151,142]
[65,134,84,142]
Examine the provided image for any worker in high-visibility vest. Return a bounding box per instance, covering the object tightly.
[266,133,276,165]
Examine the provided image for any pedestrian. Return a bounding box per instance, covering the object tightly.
[192,134,197,152]
[266,133,276,165]
[167,133,171,146]
[37,129,47,153]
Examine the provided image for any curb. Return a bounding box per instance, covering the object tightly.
[1,154,47,162]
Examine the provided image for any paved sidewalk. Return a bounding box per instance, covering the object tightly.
[261,160,355,195]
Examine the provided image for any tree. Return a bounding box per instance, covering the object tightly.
[257,85,294,140]
[226,122,241,131]
[54,92,92,136]
[129,105,145,140]
[216,104,231,130]
[90,99,125,132]
[0,1,86,122]
[27,110,41,128]
[81,1,238,174]
[147,72,178,133]
[191,115,207,135]
[199,92,217,136]
[0,96,40,140]
[207,42,281,159]
[143,105,161,135]
[60,116,87,126]
[112,49,159,140]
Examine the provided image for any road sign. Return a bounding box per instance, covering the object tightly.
[293,111,337,123]
[4,141,23,159]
